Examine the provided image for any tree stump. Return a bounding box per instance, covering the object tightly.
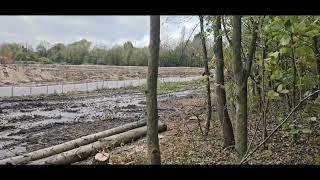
[92,152,110,165]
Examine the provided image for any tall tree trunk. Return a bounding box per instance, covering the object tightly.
[232,16,259,160]
[291,50,297,103]
[313,35,320,98]
[232,16,248,159]
[199,15,212,136]
[261,39,268,142]
[146,15,161,165]
[214,15,235,147]
[291,34,297,108]
[290,34,298,144]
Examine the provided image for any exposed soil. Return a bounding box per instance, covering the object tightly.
[1,81,319,164]
[0,86,196,160]
[0,64,203,86]
[73,88,320,165]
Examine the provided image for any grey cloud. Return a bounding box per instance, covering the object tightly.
[0,15,198,48]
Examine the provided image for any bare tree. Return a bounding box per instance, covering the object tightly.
[199,15,212,136]
[213,16,235,147]
[146,16,161,164]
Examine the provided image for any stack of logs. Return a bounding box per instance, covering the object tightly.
[0,120,167,165]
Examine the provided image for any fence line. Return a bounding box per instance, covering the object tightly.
[0,76,202,98]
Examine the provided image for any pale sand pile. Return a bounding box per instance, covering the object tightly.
[0,65,58,86]
[0,64,203,86]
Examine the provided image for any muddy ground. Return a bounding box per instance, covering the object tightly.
[0,64,203,86]
[1,83,319,164]
[75,88,320,165]
[0,85,197,160]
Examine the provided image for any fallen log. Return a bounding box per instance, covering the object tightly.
[0,120,147,165]
[28,122,167,165]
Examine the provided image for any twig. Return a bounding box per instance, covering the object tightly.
[249,74,258,84]
[242,98,269,160]
[125,161,134,165]
[241,46,247,60]
[221,16,232,47]
[194,113,205,136]
[179,22,200,64]
[239,89,320,164]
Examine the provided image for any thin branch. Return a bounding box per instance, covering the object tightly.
[244,18,260,79]
[196,116,205,136]
[221,16,232,47]
[242,98,269,161]
[178,22,200,64]
[183,23,200,50]
[249,73,258,84]
[296,35,316,51]
[239,89,320,164]
[241,46,247,60]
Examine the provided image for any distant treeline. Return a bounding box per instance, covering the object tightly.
[0,33,214,67]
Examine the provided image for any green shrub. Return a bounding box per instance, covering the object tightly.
[38,57,53,64]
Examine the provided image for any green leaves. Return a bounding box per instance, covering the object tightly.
[305,29,319,36]
[284,19,292,30]
[280,47,290,56]
[288,124,312,135]
[297,21,306,32]
[261,149,273,158]
[260,144,273,158]
[269,51,279,59]
[277,84,283,92]
[271,69,283,80]
[280,34,291,46]
[276,117,284,125]
[267,90,280,100]
[268,84,288,100]
[276,84,290,94]
[271,23,282,31]
[280,89,289,94]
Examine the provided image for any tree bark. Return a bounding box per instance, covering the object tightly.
[232,16,259,160]
[313,35,320,97]
[0,120,147,165]
[291,34,297,108]
[290,35,298,144]
[232,16,247,159]
[199,15,212,136]
[261,39,268,142]
[28,123,167,165]
[146,16,161,164]
[213,15,235,147]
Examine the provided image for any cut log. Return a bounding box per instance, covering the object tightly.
[92,152,110,165]
[0,120,147,165]
[28,122,167,165]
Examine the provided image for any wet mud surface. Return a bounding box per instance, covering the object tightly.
[0,88,197,160]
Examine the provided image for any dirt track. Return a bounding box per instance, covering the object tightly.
[0,64,203,86]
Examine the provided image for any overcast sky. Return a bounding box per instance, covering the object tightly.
[0,16,200,49]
